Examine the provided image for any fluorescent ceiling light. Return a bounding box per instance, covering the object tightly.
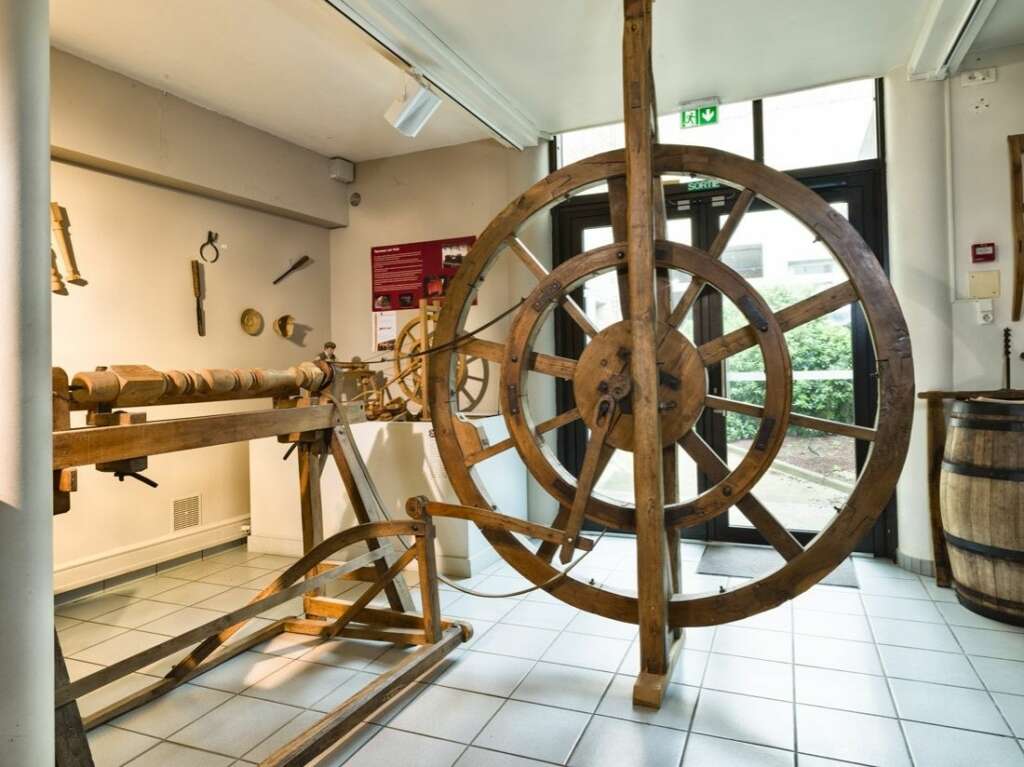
[384,77,442,138]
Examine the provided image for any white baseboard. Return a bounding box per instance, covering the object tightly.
[440,546,500,578]
[54,514,250,593]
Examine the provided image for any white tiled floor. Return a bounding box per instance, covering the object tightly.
[56,538,1024,766]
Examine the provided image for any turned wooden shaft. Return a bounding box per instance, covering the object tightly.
[69,361,330,408]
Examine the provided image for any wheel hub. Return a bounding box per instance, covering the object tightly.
[574,320,706,450]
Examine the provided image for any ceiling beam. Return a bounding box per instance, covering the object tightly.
[908,0,1000,80]
[324,0,542,150]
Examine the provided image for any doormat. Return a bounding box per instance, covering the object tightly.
[697,544,859,588]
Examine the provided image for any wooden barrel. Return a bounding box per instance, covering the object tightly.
[940,399,1024,625]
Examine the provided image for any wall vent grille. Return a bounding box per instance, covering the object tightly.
[173,495,201,531]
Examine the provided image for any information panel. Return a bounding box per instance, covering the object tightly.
[370,235,475,312]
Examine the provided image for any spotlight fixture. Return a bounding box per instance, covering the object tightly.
[384,75,442,138]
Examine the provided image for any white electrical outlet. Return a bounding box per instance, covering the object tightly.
[977,299,994,325]
[962,68,997,86]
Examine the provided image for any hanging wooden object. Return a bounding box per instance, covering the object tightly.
[427,0,914,708]
[1010,134,1023,322]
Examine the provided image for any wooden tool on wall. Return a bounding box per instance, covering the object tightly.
[50,202,86,294]
[1010,134,1023,321]
[191,259,206,336]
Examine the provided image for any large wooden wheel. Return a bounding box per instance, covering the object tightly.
[428,0,913,706]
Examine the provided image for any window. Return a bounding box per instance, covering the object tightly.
[763,80,877,170]
[722,243,764,279]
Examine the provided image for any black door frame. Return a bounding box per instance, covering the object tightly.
[549,157,894,556]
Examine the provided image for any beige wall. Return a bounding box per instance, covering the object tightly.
[330,139,558,523]
[51,49,349,228]
[51,56,334,592]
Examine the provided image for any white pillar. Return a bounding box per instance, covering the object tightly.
[0,1,53,761]
[884,70,953,570]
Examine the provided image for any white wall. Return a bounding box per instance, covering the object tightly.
[330,139,558,524]
[51,55,335,592]
[949,45,1024,388]
[884,44,1024,568]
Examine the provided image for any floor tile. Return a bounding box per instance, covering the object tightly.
[112,576,191,600]
[890,678,1010,734]
[124,741,235,766]
[938,601,1024,633]
[163,559,234,581]
[853,558,917,580]
[972,656,1024,695]
[58,593,139,621]
[878,644,982,687]
[473,699,589,763]
[953,625,1024,661]
[241,710,321,762]
[869,616,960,652]
[257,595,305,621]
[195,587,261,612]
[796,704,911,767]
[795,634,882,675]
[512,661,612,712]
[55,614,81,631]
[541,631,630,672]
[310,670,381,714]
[714,625,793,663]
[87,725,159,767]
[445,595,519,622]
[112,682,231,737]
[568,714,686,767]
[703,653,793,701]
[139,606,224,637]
[732,604,793,633]
[862,595,943,623]
[453,747,551,767]
[682,733,794,767]
[437,650,534,697]
[793,587,865,616]
[344,728,463,767]
[72,630,167,666]
[692,688,794,750]
[78,673,159,719]
[390,684,503,743]
[242,554,296,570]
[993,692,1024,737]
[249,717,378,765]
[474,623,559,661]
[858,576,930,600]
[58,621,127,655]
[564,611,637,640]
[244,659,355,708]
[250,630,320,659]
[202,565,274,587]
[922,579,958,603]
[92,599,184,630]
[207,546,260,565]
[151,581,230,606]
[169,695,302,757]
[596,673,696,729]
[903,720,1024,766]
[795,665,894,717]
[190,651,292,693]
[502,600,577,631]
[793,609,873,643]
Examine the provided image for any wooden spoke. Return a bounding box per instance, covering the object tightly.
[465,407,581,467]
[461,338,577,379]
[663,188,756,331]
[678,431,803,560]
[705,395,876,441]
[699,281,858,366]
[505,237,599,337]
[560,397,617,563]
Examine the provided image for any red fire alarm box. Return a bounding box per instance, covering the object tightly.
[972,242,997,263]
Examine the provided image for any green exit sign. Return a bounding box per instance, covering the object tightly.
[681,104,718,129]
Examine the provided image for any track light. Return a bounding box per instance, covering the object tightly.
[384,76,442,138]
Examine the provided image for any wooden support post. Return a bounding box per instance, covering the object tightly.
[52,368,74,515]
[54,632,94,767]
[926,397,952,587]
[623,0,673,707]
[419,298,431,420]
[298,440,326,596]
[415,509,443,643]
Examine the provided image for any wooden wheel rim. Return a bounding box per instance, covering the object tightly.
[394,315,468,407]
[500,241,792,531]
[429,145,914,626]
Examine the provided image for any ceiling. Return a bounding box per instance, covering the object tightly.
[49,0,493,162]
[51,0,1024,163]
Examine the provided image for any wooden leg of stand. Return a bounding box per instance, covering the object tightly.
[415,514,442,643]
[55,631,95,767]
[926,398,952,587]
[298,441,326,597]
[330,427,415,611]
